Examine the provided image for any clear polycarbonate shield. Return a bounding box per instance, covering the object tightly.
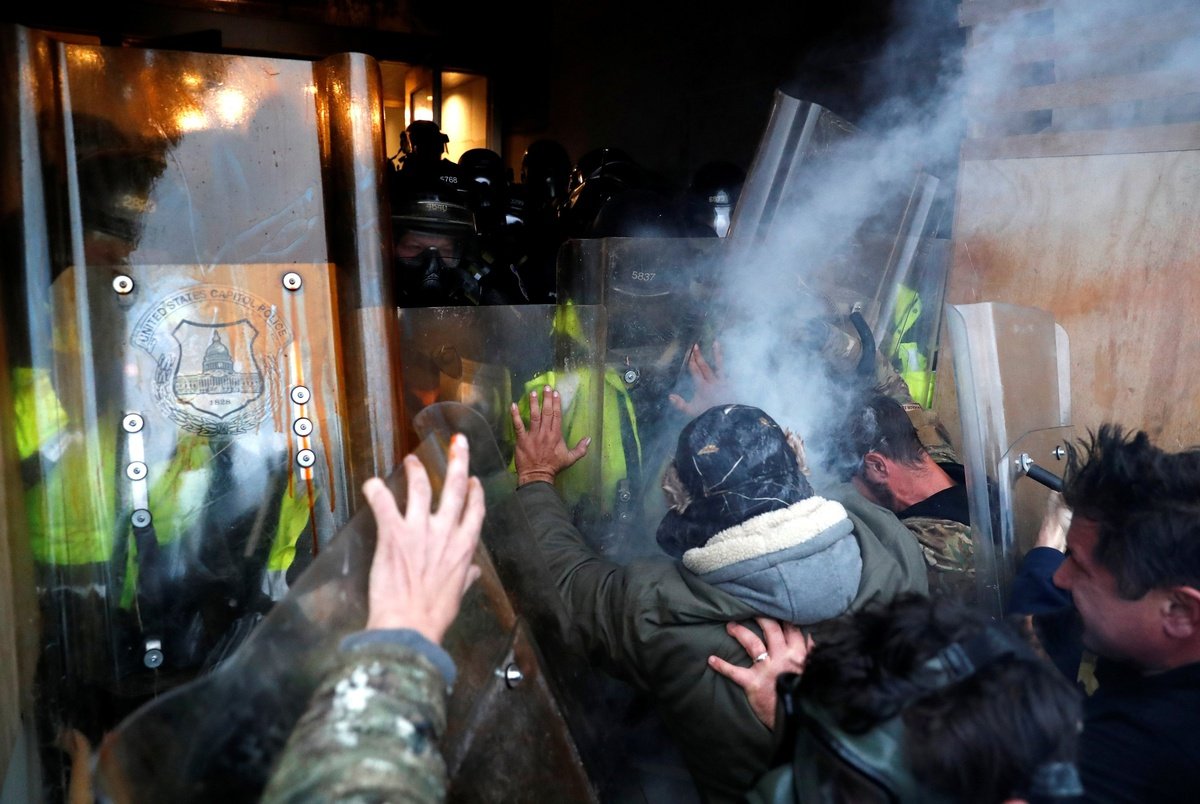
[946,302,1072,615]
[96,403,597,803]
[33,261,352,674]
[410,404,608,802]
[728,93,858,245]
[0,25,399,800]
[876,235,953,407]
[396,304,639,551]
[723,90,946,403]
[556,237,723,418]
[555,237,730,556]
[396,307,702,800]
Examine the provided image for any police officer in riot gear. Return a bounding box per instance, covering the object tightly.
[457,147,509,236]
[562,147,642,238]
[390,120,463,203]
[391,195,522,306]
[511,140,574,303]
[684,160,745,238]
[520,139,572,221]
[458,148,534,302]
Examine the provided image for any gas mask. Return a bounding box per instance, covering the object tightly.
[391,199,485,305]
[398,245,482,306]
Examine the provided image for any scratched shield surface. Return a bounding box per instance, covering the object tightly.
[0,29,398,803]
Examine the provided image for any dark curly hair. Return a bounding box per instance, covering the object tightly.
[1062,424,1200,599]
[799,594,1081,803]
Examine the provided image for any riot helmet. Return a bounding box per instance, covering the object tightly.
[567,147,636,198]
[520,139,571,207]
[505,182,529,225]
[391,195,484,304]
[391,120,463,203]
[588,188,684,238]
[65,115,169,269]
[400,119,449,158]
[457,148,509,234]
[563,148,642,238]
[685,160,745,238]
[77,148,165,249]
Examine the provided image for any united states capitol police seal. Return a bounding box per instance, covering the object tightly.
[132,285,293,436]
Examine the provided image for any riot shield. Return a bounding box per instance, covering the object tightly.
[396,307,700,801]
[409,404,605,803]
[95,402,597,803]
[722,89,949,408]
[554,238,727,555]
[877,235,953,407]
[0,26,400,800]
[396,304,646,553]
[727,93,858,245]
[556,237,724,422]
[945,302,1073,615]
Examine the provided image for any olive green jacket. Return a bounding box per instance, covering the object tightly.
[515,480,926,802]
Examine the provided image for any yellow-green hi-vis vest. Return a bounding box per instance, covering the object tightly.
[884,285,934,409]
[517,369,641,517]
[511,304,642,516]
[15,367,314,600]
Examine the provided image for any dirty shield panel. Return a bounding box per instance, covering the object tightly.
[97,403,598,803]
[20,261,353,779]
[398,305,618,547]
[0,26,397,800]
[397,307,679,800]
[555,237,727,560]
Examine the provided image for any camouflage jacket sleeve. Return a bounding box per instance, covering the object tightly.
[873,352,961,465]
[260,635,452,804]
[904,407,960,465]
[902,516,975,598]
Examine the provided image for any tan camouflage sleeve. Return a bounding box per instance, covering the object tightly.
[873,352,960,464]
[260,641,449,804]
[905,406,960,465]
[902,516,975,599]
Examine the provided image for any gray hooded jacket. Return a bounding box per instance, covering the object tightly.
[682,496,861,624]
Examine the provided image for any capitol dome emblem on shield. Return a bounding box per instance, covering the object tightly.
[133,285,293,435]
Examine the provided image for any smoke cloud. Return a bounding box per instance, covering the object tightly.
[692,0,1198,482]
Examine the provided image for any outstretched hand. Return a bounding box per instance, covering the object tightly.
[708,617,815,730]
[1036,491,1072,552]
[669,341,728,417]
[510,386,590,486]
[361,433,484,644]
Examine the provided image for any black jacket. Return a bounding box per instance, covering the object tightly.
[1077,659,1200,802]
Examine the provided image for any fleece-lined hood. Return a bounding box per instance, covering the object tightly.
[682,496,862,625]
[657,404,813,559]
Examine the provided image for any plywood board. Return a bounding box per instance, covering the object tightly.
[942,149,1200,449]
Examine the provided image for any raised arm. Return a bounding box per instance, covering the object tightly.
[262,435,483,804]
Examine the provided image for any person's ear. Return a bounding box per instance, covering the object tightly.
[862,451,888,481]
[1162,586,1200,639]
